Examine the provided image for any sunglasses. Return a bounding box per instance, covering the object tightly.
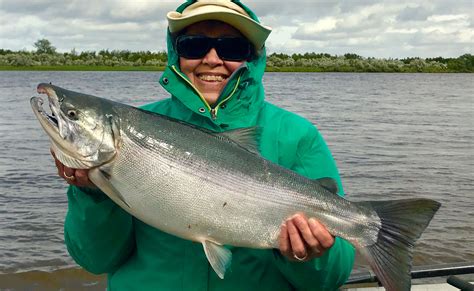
[175,35,253,61]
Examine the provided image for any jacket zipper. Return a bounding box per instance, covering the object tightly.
[171,65,242,120]
[210,74,241,120]
[171,65,211,112]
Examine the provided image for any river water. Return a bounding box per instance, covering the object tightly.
[0,71,473,288]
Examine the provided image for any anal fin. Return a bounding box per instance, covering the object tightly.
[202,240,232,279]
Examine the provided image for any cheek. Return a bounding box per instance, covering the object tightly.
[179,57,200,78]
[224,61,245,73]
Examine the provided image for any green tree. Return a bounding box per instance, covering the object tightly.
[447,54,473,72]
[34,38,56,54]
[344,53,362,60]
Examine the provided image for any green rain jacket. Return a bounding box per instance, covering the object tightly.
[64,1,355,290]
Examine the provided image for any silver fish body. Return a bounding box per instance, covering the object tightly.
[102,108,377,248]
[31,83,440,291]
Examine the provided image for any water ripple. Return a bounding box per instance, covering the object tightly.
[0,71,472,274]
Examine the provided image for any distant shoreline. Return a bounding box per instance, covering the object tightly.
[0,65,165,72]
[2,47,472,73]
[1,65,471,73]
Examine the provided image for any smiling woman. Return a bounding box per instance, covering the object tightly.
[177,21,249,105]
[52,1,356,290]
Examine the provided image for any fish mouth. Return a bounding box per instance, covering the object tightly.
[30,83,82,166]
[31,83,118,169]
[31,84,62,137]
[31,96,59,129]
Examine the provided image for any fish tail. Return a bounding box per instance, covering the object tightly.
[358,198,441,291]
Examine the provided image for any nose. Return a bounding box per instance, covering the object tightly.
[202,48,223,67]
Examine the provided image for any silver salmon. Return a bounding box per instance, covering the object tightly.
[31,83,440,290]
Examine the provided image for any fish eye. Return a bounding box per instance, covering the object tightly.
[67,109,78,120]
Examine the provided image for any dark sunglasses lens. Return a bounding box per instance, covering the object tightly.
[217,38,251,61]
[176,36,210,59]
[177,36,252,61]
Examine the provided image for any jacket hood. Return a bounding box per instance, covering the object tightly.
[159,0,268,131]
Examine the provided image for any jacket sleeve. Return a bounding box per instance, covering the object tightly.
[64,185,135,274]
[272,124,355,290]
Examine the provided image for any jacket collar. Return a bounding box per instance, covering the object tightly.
[159,0,267,131]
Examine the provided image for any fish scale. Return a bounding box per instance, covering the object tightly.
[31,83,441,290]
[111,124,286,247]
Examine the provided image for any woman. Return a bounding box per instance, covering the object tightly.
[55,0,355,290]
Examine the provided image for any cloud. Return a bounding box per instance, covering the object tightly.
[0,0,472,58]
[292,3,395,41]
[268,0,472,58]
[396,6,431,22]
[0,0,176,52]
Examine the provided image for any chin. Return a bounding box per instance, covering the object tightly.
[204,94,219,105]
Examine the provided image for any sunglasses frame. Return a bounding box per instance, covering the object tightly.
[175,35,253,62]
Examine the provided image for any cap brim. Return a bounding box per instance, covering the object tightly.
[167,10,271,49]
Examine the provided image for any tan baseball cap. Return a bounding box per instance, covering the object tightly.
[167,0,272,49]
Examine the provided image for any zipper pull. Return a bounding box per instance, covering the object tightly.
[210,108,217,120]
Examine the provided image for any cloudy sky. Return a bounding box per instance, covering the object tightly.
[0,0,472,58]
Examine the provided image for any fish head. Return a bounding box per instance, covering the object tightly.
[31,83,119,169]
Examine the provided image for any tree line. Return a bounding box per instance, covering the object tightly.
[0,39,472,72]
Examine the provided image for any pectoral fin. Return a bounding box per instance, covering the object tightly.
[202,240,232,279]
[217,127,261,155]
[315,177,338,194]
[89,167,131,209]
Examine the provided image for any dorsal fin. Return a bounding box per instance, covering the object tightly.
[135,108,261,154]
[315,177,338,194]
[217,127,261,155]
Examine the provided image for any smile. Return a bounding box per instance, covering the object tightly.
[197,74,227,82]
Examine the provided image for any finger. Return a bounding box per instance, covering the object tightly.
[75,169,91,187]
[286,219,306,259]
[278,223,291,256]
[63,166,76,184]
[51,148,64,176]
[63,166,75,178]
[54,157,64,177]
[292,214,320,251]
[308,218,335,249]
[50,148,79,185]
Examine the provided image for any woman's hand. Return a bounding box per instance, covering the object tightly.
[51,149,96,188]
[279,213,335,262]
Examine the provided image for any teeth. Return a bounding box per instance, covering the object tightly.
[198,75,225,82]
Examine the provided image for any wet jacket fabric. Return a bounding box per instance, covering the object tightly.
[64,1,355,290]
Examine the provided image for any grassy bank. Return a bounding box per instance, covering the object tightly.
[2,48,472,73]
[264,66,458,73]
[1,65,470,73]
[0,65,166,71]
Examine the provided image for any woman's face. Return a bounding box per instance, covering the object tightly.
[179,22,245,106]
